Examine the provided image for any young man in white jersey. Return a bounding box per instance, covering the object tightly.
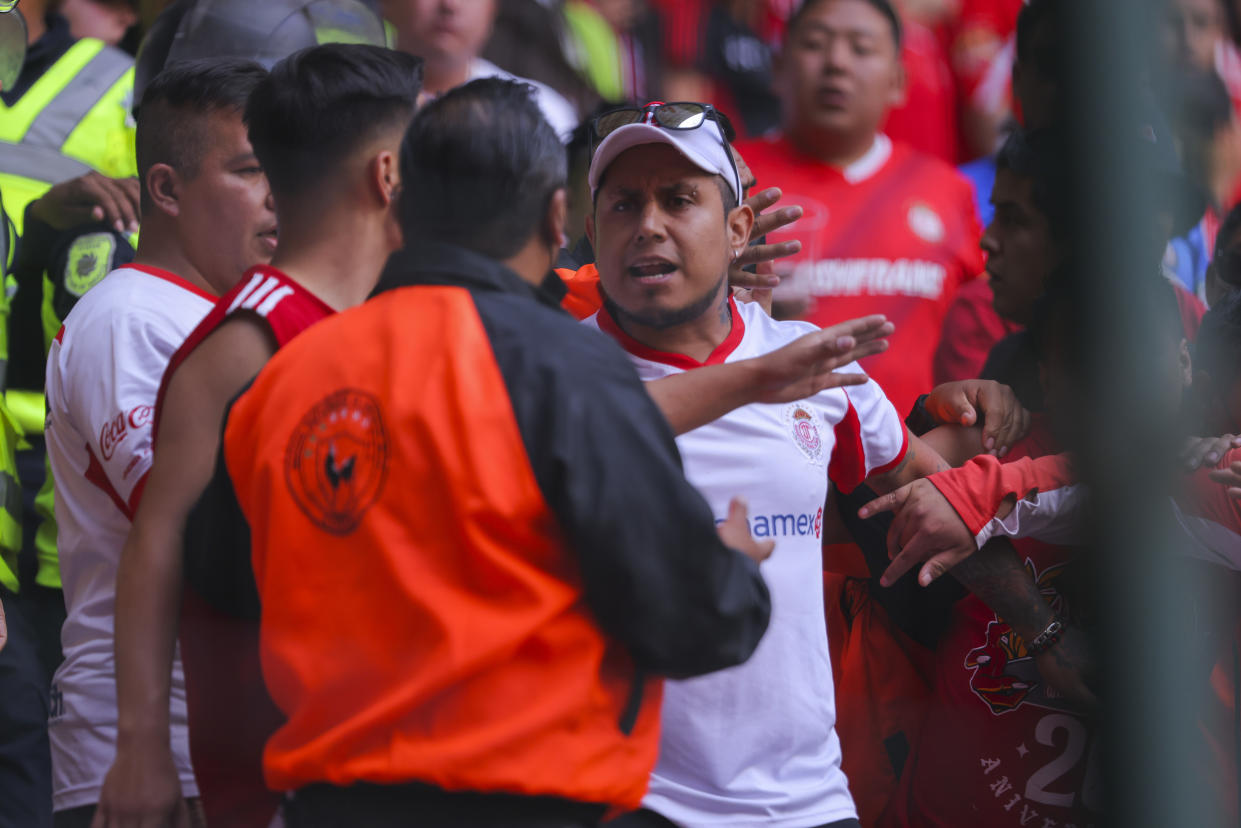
[43,59,275,828]
[582,104,953,828]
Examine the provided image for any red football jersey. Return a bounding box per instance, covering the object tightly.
[882,422,1102,828]
[737,134,984,415]
[883,19,959,163]
[946,0,1022,98]
[154,265,334,828]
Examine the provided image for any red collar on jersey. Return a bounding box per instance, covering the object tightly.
[126,263,217,302]
[596,295,746,370]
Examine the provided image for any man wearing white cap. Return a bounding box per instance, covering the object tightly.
[582,102,952,828]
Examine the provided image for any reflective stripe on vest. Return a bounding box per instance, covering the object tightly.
[0,40,130,144]
[0,142,91,182]
[23,45,132,148]
[0,39,135,237]
[0,38,133,192]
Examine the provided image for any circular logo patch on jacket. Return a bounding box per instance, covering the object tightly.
[64,233,116,297]
[284,389,388,534]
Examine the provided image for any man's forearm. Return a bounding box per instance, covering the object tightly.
[647,362,762,436]
[868,431,953,495]
[113,525,183,742]
[950,537,1054,642]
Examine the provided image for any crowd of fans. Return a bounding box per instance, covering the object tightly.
[2,0,1241,827]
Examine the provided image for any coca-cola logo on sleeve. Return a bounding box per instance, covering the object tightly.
[99,405,153,461]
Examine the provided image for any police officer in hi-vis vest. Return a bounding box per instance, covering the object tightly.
[1,0,138,695]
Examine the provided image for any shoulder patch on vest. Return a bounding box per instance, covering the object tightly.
[284,388,388,535]
[64,232,116,297]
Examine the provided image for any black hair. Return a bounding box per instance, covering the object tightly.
[1195,289,1241,387]
[995,126,1073,244]
[1164,66,1233,211]
[398,78,568,260]
[1215,201,1241,260]
[785,0,902,49]
[1016,0,1065,64]
[135,58,268,213]
[1028,265,1081,366]
[1031,267,1183,367]
[246,44,423,203]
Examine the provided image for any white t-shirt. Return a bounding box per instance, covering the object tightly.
[45,264,213,811]
[468,57,578,141]
[584,299,908,828]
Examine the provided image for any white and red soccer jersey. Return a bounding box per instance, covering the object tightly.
[736,134,985,416]
[155,264,334,828]
[585,297,908,827]
[44,263,213,811]
[884,424,1103,828]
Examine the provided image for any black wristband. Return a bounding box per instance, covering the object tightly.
[905,393,939,436]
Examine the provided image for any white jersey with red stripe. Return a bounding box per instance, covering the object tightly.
[583,297,908,826]
[44,264,212,811]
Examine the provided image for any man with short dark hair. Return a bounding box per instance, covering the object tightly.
[100,42,424,828]
[937,127,1071,406]
[737,0,983,418]
[209,77,772,828]
[43,58,273,828]
[582,98,953,828]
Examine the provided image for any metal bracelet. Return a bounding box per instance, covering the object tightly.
[1028,617,1065,656]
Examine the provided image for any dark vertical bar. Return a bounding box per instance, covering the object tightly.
[1066,1,1219,826]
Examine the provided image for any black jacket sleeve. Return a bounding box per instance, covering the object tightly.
[476,294,771,679]
[10,211,133,391]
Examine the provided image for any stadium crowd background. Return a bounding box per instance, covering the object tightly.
[3,0,1241,827]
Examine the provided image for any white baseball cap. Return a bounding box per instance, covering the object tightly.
[588,107,741,205]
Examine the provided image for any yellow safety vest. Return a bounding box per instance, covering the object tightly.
[0,38,136,236]
[0,38,135,590]
[1,35,135,436]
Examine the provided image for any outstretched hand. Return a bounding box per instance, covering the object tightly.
[858,478,979,587]
[751,314,894,404]
[925,379,1030,456]
[729,186,802,292]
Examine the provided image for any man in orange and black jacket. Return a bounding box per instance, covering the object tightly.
[186,77,773,828]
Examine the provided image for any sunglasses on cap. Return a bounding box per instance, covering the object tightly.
[591,101,742,198]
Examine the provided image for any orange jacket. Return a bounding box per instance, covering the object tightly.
[555,263,602,320]
[216,244,770,808]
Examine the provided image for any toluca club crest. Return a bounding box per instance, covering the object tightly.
[785,405,824,463]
